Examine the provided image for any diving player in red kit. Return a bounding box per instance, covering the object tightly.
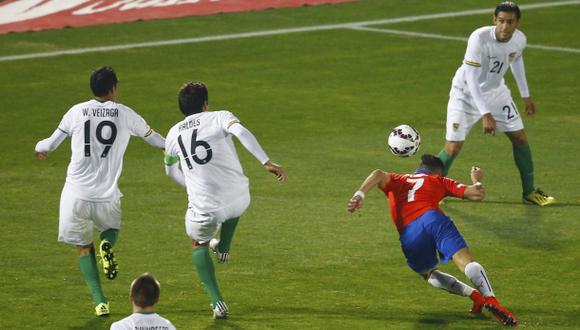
[347,154,517,326]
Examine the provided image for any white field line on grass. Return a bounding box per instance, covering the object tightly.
[349,26,580,54]
[0,0,579,62]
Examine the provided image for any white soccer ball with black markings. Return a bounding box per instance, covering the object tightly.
[387,124,421,157]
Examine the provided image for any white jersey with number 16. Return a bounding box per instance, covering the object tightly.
[165,110,249,213]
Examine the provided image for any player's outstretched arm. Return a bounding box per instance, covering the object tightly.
[34,128,68,160]
[229,123,287,182]
[463,166,485,201]
[143,130,166,149]
[347,169,390,213]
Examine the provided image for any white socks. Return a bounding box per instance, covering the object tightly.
[428,270,474,297]
[464,261,494,297]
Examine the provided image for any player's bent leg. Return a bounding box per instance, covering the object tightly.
[464,261,494,298]
[438,141,464,177]
[77,245,109,316]
[424,268,474,297]
[451,247,474,273]
[210,217,240,264]
[98,238,118,280]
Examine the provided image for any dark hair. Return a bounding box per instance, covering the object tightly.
[418,154,444,173]
[495,1,521,19]
[130,273,160,308]
[178,82,208,116]
[90,66,118,97]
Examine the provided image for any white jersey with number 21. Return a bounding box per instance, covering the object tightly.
[452,26,526,94]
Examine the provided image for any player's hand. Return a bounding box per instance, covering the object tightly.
[35,151,48,160]
[264,161,287,182]
[347,195,363,213]
[470,166,483,184]
[523,97,536,117]
[482,113,496,136]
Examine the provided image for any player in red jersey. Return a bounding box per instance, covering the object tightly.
[347,154,517,326]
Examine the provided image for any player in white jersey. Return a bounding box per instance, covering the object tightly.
[110,273,176,330]
[164,82,287,319]
[34,67,165,317]
[437,2,554,206]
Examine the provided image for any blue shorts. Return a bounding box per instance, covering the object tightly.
[399,210,467,273]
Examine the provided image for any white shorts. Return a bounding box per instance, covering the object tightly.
[445,85,524,141]
[58,186,121,246]
[185,194,250,244]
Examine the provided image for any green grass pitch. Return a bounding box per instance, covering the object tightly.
[1,0,579,328]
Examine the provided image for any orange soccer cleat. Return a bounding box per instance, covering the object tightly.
[484,296,518,326]
[469,290,485,315]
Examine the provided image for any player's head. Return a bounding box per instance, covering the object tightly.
[90,66,118,98]
[178,81,208,116]
[130,273,160,308]
[418,154,444,175]
[493,2,520,42]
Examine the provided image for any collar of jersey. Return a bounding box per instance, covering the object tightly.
[414,170,432,174]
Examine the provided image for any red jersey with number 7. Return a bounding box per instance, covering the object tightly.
[381,172,467,232]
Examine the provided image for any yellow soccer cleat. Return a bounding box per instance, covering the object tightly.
[98,240,118,280]
[523,188,555,206]
[95,302,110,317]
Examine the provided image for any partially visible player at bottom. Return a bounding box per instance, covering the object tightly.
[35,66,166,316]
[110,273,176,330]
[347,154,517,326]
[164,82,287,319]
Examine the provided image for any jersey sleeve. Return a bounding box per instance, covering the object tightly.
[57,107,75,135]
[219,111,241,133]
[464,31,483,67]
[382,173,402,194]
[164,128,179,158]
[125,106,152,137]
[441,177,467,198]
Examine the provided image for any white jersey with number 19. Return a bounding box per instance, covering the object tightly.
[58,99,152,201]
[165,111,249,213]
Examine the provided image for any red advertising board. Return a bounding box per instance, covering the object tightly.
[0,0,352,34]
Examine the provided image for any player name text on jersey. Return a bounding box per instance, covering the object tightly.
[82,108,119,117]
[178,118,200,132]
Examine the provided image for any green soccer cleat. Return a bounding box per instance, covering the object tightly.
[209,238,230,264]
[212,300,229,320]
[523,188,555,206]
[98,240,118,280]
[95,302,110,317]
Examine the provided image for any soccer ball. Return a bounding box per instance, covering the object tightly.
[387,124,421,157]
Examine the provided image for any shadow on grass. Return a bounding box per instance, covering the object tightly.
[68,316,112,330]
[414,312,497,329]
[444,199,580,207]
[442,200,563,251]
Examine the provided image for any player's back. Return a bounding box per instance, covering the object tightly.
[382,172,466,231]
[60,99,150,201]
[166,110,249,213]
[110,312,175,330]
